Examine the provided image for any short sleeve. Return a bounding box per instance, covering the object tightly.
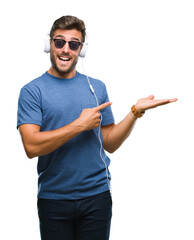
[17,85,42,129]
[100,84,115,126]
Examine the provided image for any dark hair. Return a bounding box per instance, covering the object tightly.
[50,15,86,42]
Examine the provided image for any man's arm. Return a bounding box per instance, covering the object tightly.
[19,122,84,159]
[101,95,178,153]
[19,102,112,158]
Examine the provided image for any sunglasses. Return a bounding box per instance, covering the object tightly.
[52,38,82,51]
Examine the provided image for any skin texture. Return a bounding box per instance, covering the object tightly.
[19,29,177,158]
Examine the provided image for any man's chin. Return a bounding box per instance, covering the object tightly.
[52,63,72,73]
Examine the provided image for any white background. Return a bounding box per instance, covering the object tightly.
[0,0,193,239]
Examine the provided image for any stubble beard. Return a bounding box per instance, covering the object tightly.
[50,50,78,74]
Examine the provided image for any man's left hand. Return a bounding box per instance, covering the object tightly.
[135,95,178,113]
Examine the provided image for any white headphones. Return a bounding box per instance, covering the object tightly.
[44,33,88,58]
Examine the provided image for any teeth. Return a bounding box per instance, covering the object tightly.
[59,57,70,61]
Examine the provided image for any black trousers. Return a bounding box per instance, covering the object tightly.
[37,191,112,240]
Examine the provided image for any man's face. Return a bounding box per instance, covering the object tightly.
[49,29,82,78]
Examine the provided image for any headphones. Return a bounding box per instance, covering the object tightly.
[44,33,88,58]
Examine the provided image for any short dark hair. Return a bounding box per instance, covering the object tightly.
[50,15,86,42]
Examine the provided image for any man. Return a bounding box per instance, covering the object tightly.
[17,15,177,240]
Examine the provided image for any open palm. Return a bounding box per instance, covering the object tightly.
[135,95,178,112]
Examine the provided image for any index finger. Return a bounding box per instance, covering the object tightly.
[93,101,112,112]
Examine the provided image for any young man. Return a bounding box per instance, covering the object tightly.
[17,16,177,240]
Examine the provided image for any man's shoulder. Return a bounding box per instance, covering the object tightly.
[21,72,47,91]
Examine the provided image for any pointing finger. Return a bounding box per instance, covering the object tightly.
[93,102,112,112]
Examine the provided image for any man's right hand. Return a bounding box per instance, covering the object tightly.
[77,102,112,131]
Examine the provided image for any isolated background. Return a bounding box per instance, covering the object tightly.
[1,0,193,239]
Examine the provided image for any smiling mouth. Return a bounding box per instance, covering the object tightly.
[58,56,71,62]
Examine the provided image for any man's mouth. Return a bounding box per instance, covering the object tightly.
[58,56,71,62]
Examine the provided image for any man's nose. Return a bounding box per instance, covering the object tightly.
[62,42,70,53]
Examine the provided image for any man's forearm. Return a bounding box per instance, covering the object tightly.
[20,120,84,158]
[102,111,137,153]
[102,96,177,153]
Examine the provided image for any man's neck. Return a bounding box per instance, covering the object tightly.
[48,67,76,79]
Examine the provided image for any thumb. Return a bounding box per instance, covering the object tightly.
[146,95,155,100]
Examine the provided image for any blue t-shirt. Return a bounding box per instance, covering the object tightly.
[17,71,115,200]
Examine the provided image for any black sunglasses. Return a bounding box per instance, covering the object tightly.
[52,38,82,51]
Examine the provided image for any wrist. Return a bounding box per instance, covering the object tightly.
[131,105,145,118]
[71,118,86,133]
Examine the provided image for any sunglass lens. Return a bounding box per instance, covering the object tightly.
[54,39,65,48]
[69,41,80,50]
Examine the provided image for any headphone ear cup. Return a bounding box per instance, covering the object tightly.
[44,35,50,53]
[79,42,88,58]
[79,34,89,58]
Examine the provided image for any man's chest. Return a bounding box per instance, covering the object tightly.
[40,83,98,129]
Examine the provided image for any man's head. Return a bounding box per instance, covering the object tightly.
[48,16,86,79]
[50,15,86,43]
